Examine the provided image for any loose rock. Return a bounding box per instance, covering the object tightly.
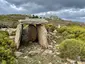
[14,51,23,57]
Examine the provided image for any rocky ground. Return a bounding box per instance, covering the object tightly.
[15,31,67,64]
[15,30,85,64]
[1,28,85,64]
[14,29,75,64]
[15,43,67,64]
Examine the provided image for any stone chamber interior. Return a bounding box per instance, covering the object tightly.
[20,24,39,46]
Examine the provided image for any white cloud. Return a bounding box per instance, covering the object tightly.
[0,0,26,14]
[35,8,85,22]
[10,4,25,11]
[0,0,85,22]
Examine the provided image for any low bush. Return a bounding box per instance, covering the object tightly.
[0,31,9,38]
[57,26,67,33]
[58,39,85,60]
[57,25,85,41]
[0,31,16,64]
[45,24,56,32]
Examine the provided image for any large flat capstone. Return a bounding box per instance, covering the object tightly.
[19,18,48,24]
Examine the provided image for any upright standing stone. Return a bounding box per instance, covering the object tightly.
[17,18,48,49]
[37,25,48,48]
[15,23,23,49]
[28,24,37,41]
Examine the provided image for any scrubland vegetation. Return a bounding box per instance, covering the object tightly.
[0,14,85,64]
[0,31,16,64]
[46,23,85,60]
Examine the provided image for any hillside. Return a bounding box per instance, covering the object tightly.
[0,14,85,64]
[0,14,85,28]
[0,14,39,28]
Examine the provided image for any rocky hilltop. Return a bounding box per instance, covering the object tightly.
[0,14,85,64]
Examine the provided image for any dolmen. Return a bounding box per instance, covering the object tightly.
[15,18,48,49]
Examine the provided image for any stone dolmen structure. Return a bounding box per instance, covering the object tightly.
[15,18,48,49]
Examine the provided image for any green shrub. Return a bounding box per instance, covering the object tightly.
[57,26,67,33]
[77,33,85,41]
[45,24,56,32]
[65,34,75,39]
[0,31,16,64]
[62,31,69,37]
[58,39,85,59]
[1,60,6,64]
[0,31,9,38]
[57,25,85,42]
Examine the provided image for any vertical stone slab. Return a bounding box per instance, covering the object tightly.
[37,25,48,48]
[28,24,37,41]
[15,23,23,49]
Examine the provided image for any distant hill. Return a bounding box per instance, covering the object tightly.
[0,14,40,28]
[0,14,85,28]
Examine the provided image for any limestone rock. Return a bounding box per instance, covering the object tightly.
[53,30,57,33]
[9,36,15,41]
[67,58,77,64]
[0,28,7,31]
[19,18,48,24]
[28,24,37,41]
[42,49,53,55]
[37,25,48,48]
[14,51,23,57]
[28,50,40,56]
[48,62,52,64]
[22,26,29,42]
[77,61,82,64]
[15,23,23,49]
[24,56,28,59]
[7,28,16,35]
[58,24,61,28]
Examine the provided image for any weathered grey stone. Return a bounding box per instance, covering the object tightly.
[42,49,53,55]
[53,30,57,33]
[28,24,37,41]
[77,61,82,64]
[48,45,53,49]
[67,58,77,64]
[28,50,40,56]
[37,25,48,48]
[48,62,52,64]
[19,18,48,24]
[23,56,28,59]
[15,23,23,49]
[22,26,29,43]
[9,36,15,40]
[58,24,61,28]
[14,51,23,57]
[52,40,56,44]
[0,28,16,35]
[38,61,41,64]
[7,28,16,35]
[0,28,7,31]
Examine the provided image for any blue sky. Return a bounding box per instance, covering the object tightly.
[1,0,85,22]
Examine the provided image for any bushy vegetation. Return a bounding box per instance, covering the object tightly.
[58,39,85,59]
[0,31,16,64]
[57,25,85,41]
[56,25,85,60]
[46,24,85,60]
[45,24,57,32]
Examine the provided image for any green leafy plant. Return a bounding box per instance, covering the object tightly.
[58,39,85,60]
[0,31,16,64]
[46,24,57,32]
